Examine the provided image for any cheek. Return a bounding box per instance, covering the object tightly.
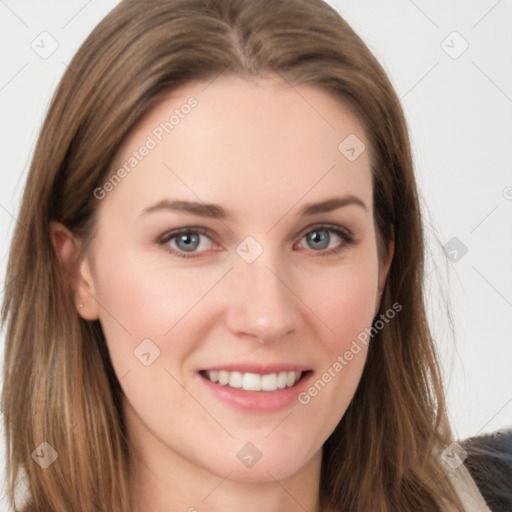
[298,252,380,353]
[86,227,382,481]
[306,267,377,392]
[91,240,224,371]
[288,252,380,454]
[329,274,378,348]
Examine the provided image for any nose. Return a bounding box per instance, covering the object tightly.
[224,248,301,344]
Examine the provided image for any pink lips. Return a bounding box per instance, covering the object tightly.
[198,364,313,412]
[201,363,311,374]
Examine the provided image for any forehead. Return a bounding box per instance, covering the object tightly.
[101,75,372,222]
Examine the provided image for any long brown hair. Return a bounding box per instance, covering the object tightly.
[2,0,464,510]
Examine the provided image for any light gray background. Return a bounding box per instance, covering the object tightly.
[1,0,511,507]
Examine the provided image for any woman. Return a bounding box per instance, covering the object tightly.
[0,0,501,510]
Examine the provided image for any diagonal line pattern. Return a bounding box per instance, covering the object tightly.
[201,470,234,501]
[409,0,439,28]
[200,64,231,93]
[471,265,512,308]
[265,470,310,511]
[0,1,29,28]
[0,62,29,92]
[265,410,294,438]
[406,0,439,29]
[0,203,27,232]
[469,205,499,233]
[61,0,93,30]
[425,265,438,279]
[399,62,439,102]
[472,61,512,104]
[163,368,234,438]
[475,395,512,436]
[471,0,502,30]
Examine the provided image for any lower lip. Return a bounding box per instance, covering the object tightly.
[199,372,313,412]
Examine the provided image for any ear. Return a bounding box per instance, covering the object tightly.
[375,231,395,315]
[50,221,100,320]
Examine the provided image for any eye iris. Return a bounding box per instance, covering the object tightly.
[307,230,330,250]
[176,233,200,252]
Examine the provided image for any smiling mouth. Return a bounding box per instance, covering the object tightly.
[200,370,311,392]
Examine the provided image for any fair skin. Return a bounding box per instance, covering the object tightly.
[52,75,393,512]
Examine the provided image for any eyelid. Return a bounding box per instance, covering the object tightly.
[157,226,220,258]
[158,223,355,258]
[293,222,354,242]
[158,226,216,244]
[292,222,355,256]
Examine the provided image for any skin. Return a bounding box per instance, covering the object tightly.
[52,75,394,512]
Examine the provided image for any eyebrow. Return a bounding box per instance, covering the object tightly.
[141,195,368,219]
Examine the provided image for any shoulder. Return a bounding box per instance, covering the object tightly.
[461,428,512,512]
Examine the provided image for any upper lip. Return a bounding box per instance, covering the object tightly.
[199,363,312,374]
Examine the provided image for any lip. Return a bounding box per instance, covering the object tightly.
[198,367,314,412]
[201,363,311,374]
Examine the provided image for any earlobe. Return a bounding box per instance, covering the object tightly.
[50,221,100,320]
[76,259,100,320]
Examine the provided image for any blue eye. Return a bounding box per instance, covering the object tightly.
[174,232,200,252]
[297,225,354,254]
[305,229,331,250]
[158,224,354,259]
[159,228,216,258]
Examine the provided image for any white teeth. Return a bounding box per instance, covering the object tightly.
[242,373,261,391]
[261,373,277,391]
[276,371,288,389]
[218,370,229,386]
[204,370,303,391]
[229,371,243,388]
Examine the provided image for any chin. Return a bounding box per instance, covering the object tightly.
[211,460,305,483]
[196,437,318,483]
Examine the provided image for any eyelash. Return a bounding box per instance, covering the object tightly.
[157,224,355,259]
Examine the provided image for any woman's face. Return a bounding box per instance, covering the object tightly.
[77,75,392,485]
